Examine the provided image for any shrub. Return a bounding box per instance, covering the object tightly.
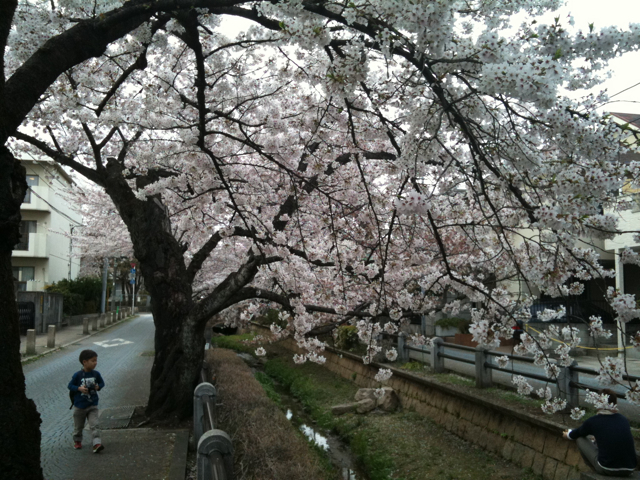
[334,325,359,350]
[435,317,471,334]
[46,277,103,316]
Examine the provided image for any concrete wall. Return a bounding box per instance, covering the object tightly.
[269,330,589,480]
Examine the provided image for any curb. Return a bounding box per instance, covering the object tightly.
[20,314,142,364]
[168,429,190,480]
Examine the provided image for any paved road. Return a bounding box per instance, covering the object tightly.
[23,314,155,480]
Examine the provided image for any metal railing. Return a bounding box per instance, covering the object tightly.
[393,334,640,407]
[195,360,234,480]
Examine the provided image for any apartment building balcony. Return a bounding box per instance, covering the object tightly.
[12,232,49,258]
[21,185,51,212]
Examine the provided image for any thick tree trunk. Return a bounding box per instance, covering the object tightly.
[146,311,205,419]
[102,166,204,419]
[0,147,43,479]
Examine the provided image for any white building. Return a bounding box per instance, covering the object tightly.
[11,158,82,291]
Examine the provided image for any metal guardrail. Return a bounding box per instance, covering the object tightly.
[395,335,640,407]
[195,352,234,480]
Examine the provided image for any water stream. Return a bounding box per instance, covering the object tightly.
[287,408,360,480]
[253,367,363,479]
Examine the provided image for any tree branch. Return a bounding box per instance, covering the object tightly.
[12,130,104,186]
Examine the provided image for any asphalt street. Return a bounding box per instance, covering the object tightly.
[23,314,155,480]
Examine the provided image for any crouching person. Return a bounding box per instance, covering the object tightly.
[563,389,637,476]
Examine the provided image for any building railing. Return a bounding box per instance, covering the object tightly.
[195,352,233,480]
[394,333,640,407]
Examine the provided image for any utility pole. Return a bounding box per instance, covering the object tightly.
[68,225,75,281]
[68,224,85,281]
[130,264,136,313]
[100,257,108,313]
[111,258,117,313]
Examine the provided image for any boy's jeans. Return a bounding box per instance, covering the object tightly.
[72,406,101,446]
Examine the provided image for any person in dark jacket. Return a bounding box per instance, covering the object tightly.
[68,349,105,453]
[563,389,637,476]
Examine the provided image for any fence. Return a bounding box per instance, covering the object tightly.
[395,333,640,408]
[194,351,234,480]
[17,301,36,335]
[16,291,63,333]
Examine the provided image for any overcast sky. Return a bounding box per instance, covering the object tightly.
[534,0,640,115]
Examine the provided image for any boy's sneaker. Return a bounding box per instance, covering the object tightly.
[73,442,82,450]
[93,444,104,453]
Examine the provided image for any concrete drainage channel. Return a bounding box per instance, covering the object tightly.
[250,363,363,480]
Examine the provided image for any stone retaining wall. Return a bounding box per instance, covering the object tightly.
[272,333,588,480]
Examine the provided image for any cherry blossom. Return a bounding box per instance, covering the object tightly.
[2,0,640,435]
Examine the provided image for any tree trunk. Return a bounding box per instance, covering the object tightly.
[146,311,205,420]
[102,170,203,419]
[0,147,43,479]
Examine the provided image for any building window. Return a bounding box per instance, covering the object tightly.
[24,175,39,203]
[12,266,35,291]
[15,221,37,250]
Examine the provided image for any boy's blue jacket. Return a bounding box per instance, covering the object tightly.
[68,370,105,409]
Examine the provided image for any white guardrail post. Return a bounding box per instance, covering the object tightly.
[197,429,234,480]
[557,360,580,408]
[475,347,493,388]
[397,332,409,363]
[430,337,445,373]
[194,382,216,445]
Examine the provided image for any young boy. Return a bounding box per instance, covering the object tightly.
[68,349,105,453]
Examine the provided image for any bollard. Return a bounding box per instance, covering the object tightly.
[91,316,98,331]
[557,361,580,408]
[397,332,409,363]
[430,337,445,373]
[47,325,56,349]
[475,347,493,388]
[26,329,37,355]
[108,312,113,325]
[194,382,217,445]
[83,317,90,335]
[99,314,105,328]
[197,429,234,480]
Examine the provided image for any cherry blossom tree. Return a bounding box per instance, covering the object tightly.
[2,1,640,478]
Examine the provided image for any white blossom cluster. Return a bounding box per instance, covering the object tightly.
[585,390,618,412]
[607,287,640,323]
[588,316,612,339]
[374,368,393,384]
[596,357,626,386]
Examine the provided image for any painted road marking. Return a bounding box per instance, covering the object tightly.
[94,338,134,348]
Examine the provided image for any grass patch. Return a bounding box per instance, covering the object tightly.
[400,361,427,372]
[264,357,355,430]
[210,333,257,354]
[435,373,475,387]
[485,387,545,409]
[254,371,282,406]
